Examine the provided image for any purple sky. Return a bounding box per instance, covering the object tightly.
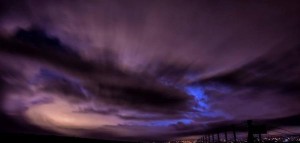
[0,0,300,141]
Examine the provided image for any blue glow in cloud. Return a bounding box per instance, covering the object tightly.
[185,85,232,119]
[134,119,193,127]
[185,86,209,110]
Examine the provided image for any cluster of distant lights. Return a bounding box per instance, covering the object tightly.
[143,136,300,143]
[263,136,300,142]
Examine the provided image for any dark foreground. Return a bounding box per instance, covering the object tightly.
[0,132,137,143]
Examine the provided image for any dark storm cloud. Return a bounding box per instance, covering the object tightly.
[200,44,300,90]
[14,27,80,58]
[0,34,96,74]
[35,68,87,99]
[0,28,197,140]
[0,62,29,95]
[263,114,300,127]
[94,79,193,113]
[0,27,195,116]
[199,44,300,97]
[192,44,300,123]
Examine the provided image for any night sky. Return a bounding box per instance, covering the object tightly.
[0,0,300,141]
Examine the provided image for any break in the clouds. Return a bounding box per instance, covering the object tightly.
[0,0,300,141]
